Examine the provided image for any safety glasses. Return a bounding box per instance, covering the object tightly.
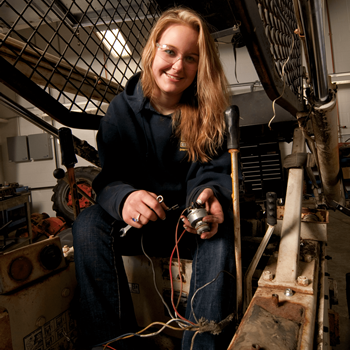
[156,43,199,71]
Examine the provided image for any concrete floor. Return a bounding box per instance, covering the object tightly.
[327,209,350,350]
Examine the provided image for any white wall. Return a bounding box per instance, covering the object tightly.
[219,39,259,86]
[0,93,98,216]
[324,0,350,142]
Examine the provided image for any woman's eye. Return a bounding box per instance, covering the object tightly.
[185,56,196,63]
[164,49,176,56]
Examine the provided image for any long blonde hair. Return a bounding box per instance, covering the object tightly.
[141,7,229,162]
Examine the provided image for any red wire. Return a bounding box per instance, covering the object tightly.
[169,216,196,325]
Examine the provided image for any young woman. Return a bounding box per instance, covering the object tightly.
[73,7,236,350]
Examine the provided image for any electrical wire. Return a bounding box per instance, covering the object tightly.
[169,225,194,324]
[190,331,200,350]
[173,210,187,313]
[100,319,196,349]
[141,225,194,329]
[140,233,175,320]
[100,208,235,350]
[268,35,295,129]
[190,270,235,324]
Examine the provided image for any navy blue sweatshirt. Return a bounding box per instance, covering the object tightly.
[93,72,232,221]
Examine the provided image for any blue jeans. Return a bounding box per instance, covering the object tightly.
[72,204,236,349]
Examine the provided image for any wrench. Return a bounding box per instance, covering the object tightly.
[119,196,178,237]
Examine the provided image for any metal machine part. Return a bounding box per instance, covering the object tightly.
[186,205,210,235]
[0,237,67,294]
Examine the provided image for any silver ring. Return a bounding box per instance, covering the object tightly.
[132,213,141,222]
[156,195,164,203]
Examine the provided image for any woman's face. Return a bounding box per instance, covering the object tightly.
[152,24,199,102]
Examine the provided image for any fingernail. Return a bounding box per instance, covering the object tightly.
[196,198,203,205]
[162,216,166,220]
[181,217,185,222]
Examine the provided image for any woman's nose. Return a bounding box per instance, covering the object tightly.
[171,56,184,70]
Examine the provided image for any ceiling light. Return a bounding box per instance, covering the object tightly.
[97,29,131,58]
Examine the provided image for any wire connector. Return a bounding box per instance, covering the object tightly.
[188,313,235,335]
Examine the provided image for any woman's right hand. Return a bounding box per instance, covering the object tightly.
[122,190,168,228]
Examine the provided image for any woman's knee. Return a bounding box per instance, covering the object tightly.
[72,204,115,246]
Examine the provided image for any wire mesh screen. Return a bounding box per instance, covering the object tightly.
[230,0,304,115]
[257,0,303,100]
[0,0,160,116]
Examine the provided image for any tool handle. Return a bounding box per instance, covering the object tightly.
[58,127,77,168]
[53,168,66,180]
[225,105,240,150]
[266,192,277,226]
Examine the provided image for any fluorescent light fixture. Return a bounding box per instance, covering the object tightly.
[97,29,131,57]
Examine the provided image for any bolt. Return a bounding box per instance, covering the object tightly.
[262,270,273,281]
[284,288,294,297]
[272,293,279,307]
[297,275,309,286]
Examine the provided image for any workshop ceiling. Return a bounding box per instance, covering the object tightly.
[0,0,153,31]
[0,0,237,33]
[155,0,238,32]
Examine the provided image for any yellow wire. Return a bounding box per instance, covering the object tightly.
[103,320,197,348]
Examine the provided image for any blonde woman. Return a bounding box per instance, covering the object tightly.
[73,7,236,350]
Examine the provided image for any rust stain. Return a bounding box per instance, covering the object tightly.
[254,296,305,324]
[277,206,328,223]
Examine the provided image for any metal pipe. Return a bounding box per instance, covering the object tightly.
[0,91,59,138]
[225,105,242,320]
[244,224,275,309]
[275,128,305,284]
[230,149,243,319]
[0,91,101,167]
[311,91,343,204]
[292,0,312,84]
[299,0,329,103]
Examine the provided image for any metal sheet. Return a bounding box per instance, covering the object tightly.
[274,220,328,242]
[228,286,318,350]
[229,90,295,127]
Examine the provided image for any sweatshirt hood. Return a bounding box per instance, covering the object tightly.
[123,71,147,114]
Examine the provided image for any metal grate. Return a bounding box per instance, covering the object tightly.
[230,0,304,116]
[257,0,303,99]
[0,0,160,117]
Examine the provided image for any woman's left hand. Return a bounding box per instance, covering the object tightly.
[181,188,224,240]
